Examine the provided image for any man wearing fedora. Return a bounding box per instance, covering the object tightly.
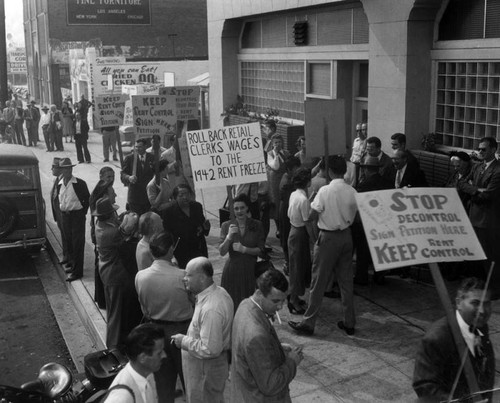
[352,156,392,285]
[57,158,90,281]
[50,157,69,265]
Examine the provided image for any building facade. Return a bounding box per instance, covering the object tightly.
[23,0,208,106]
[207,0,500,154]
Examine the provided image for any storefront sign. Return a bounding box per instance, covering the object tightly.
[132,95,177,138]
[186,123,267,190]
[159,86,200,121]
[8,49,26,73]
[67,0,151,25]
[355,188,486,271]
[94,94,128,128]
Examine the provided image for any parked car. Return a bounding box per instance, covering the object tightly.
[0,144,46,252]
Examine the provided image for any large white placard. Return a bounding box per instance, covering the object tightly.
[355,188,486,271]
[94,94,128,128]
[186,123,267,189]
[132,95,177,138]
[159,86,200,121]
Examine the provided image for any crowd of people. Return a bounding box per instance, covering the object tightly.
[43,110,499,402]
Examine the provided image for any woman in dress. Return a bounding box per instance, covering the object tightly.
[162,184,210,269]
[220,194,265,310]
[267,134,289,237]
[61,100,75,143]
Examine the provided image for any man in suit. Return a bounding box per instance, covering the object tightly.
[393,149,428,188]
[24,101,37,147]
[413,277,495,402]
[231,269,303,402]
[359,136,395,184]
[121,138,155,216]
[105,323,166,403]
[457,136,500,294]
[57,158,90,281]
[48,104,64,151]
[50,157,69,265]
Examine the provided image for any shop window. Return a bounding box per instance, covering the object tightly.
[357,63,368,98]
[240,61,305,120]
[434,61,500,149]
[306,62,331,97]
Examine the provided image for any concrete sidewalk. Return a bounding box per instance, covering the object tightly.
[29,131,500,402]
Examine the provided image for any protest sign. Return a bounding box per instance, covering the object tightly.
[355,188,486,271]
[159,86,200,121]
[132,95,177,138]
[122,84,162,127]
[94,94,128,128]
[186,122,266,189]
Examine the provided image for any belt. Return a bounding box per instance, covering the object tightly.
[320,228,347,233]
[149,318,191,326]
[61,209,84,215]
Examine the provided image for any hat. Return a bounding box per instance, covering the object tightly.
[120,212,139,239]
[451,151,471,162]
[360,156,380,167]
[52,157,61,168]
[30,100,36,104]
[92,197,119,217]
[58,158,76,168]
[41,105,49,111]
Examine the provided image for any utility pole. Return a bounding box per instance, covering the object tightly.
[0,0,7,105]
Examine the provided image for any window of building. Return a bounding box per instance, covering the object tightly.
[357,62,368,98]
[240,61,305,120]
[306,62,332,97]
[435,61,500,149]
[439,0,500,40]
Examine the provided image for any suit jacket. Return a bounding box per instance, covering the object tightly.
[57,177,90,214]
[457,159,500,229]
[413,317,495,402]
[396,163,428,188]
[121,153,155,207]
[357,172,392,193]
[231,298,296,403]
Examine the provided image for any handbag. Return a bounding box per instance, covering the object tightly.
[254,259,275,279]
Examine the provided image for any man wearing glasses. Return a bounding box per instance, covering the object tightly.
[458,136,500,298]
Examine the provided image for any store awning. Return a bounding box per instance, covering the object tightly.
[187,72,209,87]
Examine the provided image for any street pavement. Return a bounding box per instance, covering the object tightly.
[27,130,500,402]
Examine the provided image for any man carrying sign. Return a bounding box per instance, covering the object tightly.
[413,277,495,402]
[289,156,358,336]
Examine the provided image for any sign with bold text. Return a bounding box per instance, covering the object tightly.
[132,95,177,138]
[186,123,267,189]
[159,86,200,121]
[94,94,128,128]
[356,188,485,271]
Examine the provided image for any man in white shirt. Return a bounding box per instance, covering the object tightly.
[40,105,52,150]
[171,257,234,403]
[105,323,166,403]
[289,156,358,336]
[413,278,495,401]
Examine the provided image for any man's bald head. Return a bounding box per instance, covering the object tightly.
[184,257,214,294]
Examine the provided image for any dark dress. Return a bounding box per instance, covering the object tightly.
[162,201,208,269]
[220,218,265,310]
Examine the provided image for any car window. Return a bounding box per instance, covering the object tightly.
[0,168,35,190]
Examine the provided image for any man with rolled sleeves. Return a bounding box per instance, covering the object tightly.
[289,156,358,336]
[57,158,90,281]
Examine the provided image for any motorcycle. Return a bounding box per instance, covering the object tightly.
[0,349,128,403]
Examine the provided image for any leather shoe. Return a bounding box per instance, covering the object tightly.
[66,274,82,282]
[288,321,314,336]
[337,321,355,336]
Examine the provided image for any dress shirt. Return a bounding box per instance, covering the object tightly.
[350,137,367,164]
[75,120,81,134]
[288,189,310,227]
[311,178,357,231]
[395,164,408,188]
[59,177,84,212]
[135,259,193,322]
[456,310,483,357]
[107,362,158,403]
[40,113,50,126]
[181,283,233,359]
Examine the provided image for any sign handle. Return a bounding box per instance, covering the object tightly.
[132,134,138,177]
[153,135,160,186]
[428,262,481,401]
[226,186,235,221]
[116,127,124,166]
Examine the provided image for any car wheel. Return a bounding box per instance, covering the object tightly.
[0,197,18,238]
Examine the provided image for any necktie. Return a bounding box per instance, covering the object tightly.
[396,170,402,188]
[480,163,487,176]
